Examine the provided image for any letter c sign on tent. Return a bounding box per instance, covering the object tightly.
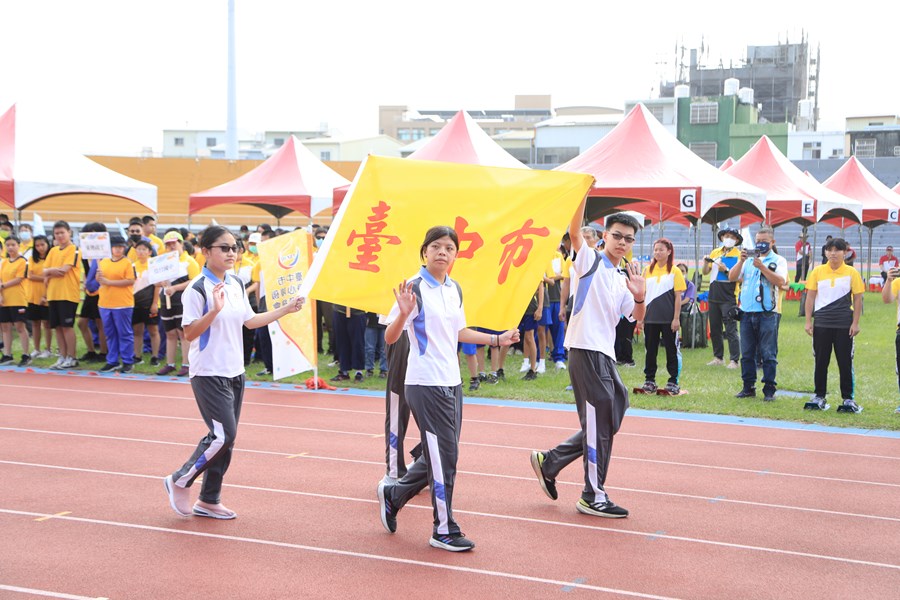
[888,209,899,223]
[680,189,697,213]
[801,201,815,218]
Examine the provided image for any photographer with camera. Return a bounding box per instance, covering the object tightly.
[881,265,900,414]
[702,228,743,369]
[728,226,787,402]
[804,238,865,413]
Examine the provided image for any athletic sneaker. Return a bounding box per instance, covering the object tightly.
[576,498,629,518]
[804,396,829,411]
[79,351,101,362]
[484,372,499,385]
[99,363,120,373]
[354,371,365,382]
[157,364,176,376]
[735,388,756,398]
[727,360,740,369]
[133,356,144,365]
[17,354,32,368]
[496,368,505,381]
[376,481,397,533]
[706,358,724,366]
[530,451,558,500]
[641,381,658,394]
[36,350,52,359]
[120,364,134,374]
[330,372,350,381]
[150,356,160,367]
[522,369,537,381]
[840,399,863,414]
[0,355,14,366]
[177,366,190,377]
[519,358,531,373]
[555,360,567,370]
[429,532,475,552]
[49,357,65,370]
[468,377,480,392]
[256,368,272,377]
[61,357,79,369]
[664,382,680,395]
[536,359,546,374]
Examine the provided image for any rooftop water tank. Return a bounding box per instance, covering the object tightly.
[738,87,754,105]
[674,84,690,99]
[797,99,813,119]
[724,78,740,96]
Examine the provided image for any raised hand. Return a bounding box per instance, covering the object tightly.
[624,261,646,300]
[211,282,226,313]
[393,281,416,316]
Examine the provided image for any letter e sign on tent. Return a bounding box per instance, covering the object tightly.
[801,200,815,218]
[680,189,696,212]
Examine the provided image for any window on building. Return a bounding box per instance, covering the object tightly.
[397,128,411,141]
[274,138,284,147]
[320,151,331,161]
[831,148,843,158]
[802,141,822,159]
[536,147,580,165]
[854,139,876,158]
[689,142,718,162]
[206,137,217,147]
[690,102,719,124]
[894,146,900,157]
[649,105,666,123]
[412,128,426,140]
[868,122,884,127]
[174,137,184,147]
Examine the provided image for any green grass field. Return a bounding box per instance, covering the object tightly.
[5,291,899,431]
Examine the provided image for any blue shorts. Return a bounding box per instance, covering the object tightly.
[519,315,538,332]
[538,307,553,326]
[460,343,478,356]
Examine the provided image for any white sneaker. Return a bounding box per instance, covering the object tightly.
[536,360,546,374]
[555,360,567,370]
[727,360,739,369]
[37,350,52,359]
[61,357,79,369]
[706,358,724,366]
[519,358,531,373]
[49,357,65,370]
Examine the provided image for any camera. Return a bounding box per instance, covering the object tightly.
[704,257,714,263]
[890,267,900,279]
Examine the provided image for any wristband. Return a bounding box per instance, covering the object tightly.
[634,298,645,304]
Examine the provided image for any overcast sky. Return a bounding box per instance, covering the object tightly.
[2,0,897,156]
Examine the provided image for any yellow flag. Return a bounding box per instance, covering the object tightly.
[257,229,317,379]
[303,156,593,330]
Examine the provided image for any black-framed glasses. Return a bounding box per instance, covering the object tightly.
[211,244,239,253]
[608,231,636,244]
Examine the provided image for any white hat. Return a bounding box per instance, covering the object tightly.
[248,232,262,244]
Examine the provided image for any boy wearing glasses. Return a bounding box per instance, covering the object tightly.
[530,207,646,518]
[156,231,200,376]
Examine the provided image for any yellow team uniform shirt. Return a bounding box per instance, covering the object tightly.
[26,255,47,305]
[892,278,900,326]
[98,257,136,309]
[193,249,206,269]
[148,234,164,255]
[805,263,865,328]
[45,244,82,303]
[133,257,150,279]
[1,256,28,307]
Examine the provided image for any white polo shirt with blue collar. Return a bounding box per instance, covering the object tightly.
[182,267,257,378]
[386,266,467,387]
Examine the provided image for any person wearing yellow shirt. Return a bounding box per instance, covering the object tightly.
[638,239,687,395]
[804,238,865,413]
[702,228,743,368]
[157,231,200,377]
[26,235,53,359]
[0,221,13,259]
[131,240,160,365]
[126,220,150,263]
[142,215,164,255]
[17,224,34,258]
[97,236,137,373]
[881,264,900,414]
[44,221,82,369]
[0,235,31,366]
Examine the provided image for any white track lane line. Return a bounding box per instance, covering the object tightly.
[0,584,105,599]
[0,509,678,599]
[2,463,899,572]
[2,382,898,459]
[2,420,899,491]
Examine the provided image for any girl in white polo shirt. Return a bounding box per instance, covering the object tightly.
[163,226,304,520]
[377,225,519,552]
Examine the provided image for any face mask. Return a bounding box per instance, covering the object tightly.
[722,237,736,248]
[249,246,258,255]
[755,241,771,255]
[19,231,31,241]
[130,234,143,244]
[315,238,324,248]
[0,230,9,240]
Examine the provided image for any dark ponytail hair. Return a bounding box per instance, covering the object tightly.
[419,225,460,261]
[199,226,234,249]
[32,235,50,262]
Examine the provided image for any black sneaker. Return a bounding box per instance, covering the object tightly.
[496,368,505,381]
[468,377,480,392]
[735,388,756,398]
[485,372,499,384]
[256,368,271,376]
[641,381,658,394]
[120,363,133,374]
[429,532,475,552]
[478,372,487,382]
[837,399,863,414]
[330,372,350,382]
[17,354,32,367]
[354,371,364,382]
[150,356,160,367]
[522,369,537,381]
[804,396,830,411]
[576,498,629,518]
[762,388,776,402]
[99,363,120,373]
[377,481,397,533]
[133,356,144,365]
[530,451,558,500]
[0,355,14,366]
[79,351,100,362]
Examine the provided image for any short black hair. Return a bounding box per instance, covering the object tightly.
[142,215,156,225]
[134,240,153,251]
[605,212,641,234]
[419,225,459,261]
[129,217,143,227]
[18,223,32,232]
[52,220,70,231]
[0,221,13,229]
[81,222,107,233]
[824,238,848,252]
[4,234,20,244]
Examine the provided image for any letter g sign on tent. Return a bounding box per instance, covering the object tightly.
[680,189,697,213]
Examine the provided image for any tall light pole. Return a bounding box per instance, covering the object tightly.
[225,0,238,160]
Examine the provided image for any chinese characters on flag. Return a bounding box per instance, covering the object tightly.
[302,156,593,330]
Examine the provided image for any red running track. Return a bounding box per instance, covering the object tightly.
[1,371,899,599]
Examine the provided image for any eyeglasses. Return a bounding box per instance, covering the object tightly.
[607,231,636,244]
[211,244,239,253]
